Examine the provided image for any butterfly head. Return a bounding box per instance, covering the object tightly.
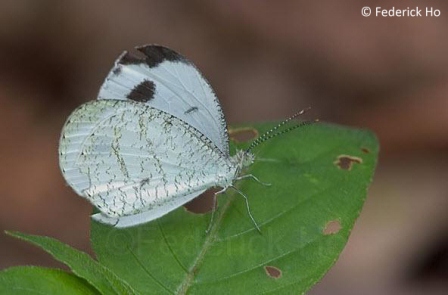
[232,150,255,172]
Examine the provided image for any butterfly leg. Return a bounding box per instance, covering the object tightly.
[205,187,227,234]
[235,174,271,186]
[230,186,261,233]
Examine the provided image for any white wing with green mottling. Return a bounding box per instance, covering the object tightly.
[59,99,236,227]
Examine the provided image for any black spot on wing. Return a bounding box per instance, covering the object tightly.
[126,80,156,103]
[137,45,188,67]
[112,67,121,75]
[184,106,198,114]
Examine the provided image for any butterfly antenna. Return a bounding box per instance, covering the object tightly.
[246,107,314,152]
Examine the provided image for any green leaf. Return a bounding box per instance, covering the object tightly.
[0,266,99,295]
[91,122,378,294]
[6,231,136,295]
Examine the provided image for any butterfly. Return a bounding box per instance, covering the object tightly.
[59,45,310,230]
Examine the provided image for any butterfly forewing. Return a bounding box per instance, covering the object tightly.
[98,45,229,155]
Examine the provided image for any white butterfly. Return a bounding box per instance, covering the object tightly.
[59,45,310,230]
[59,45,258,229]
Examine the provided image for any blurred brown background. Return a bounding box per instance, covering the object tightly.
[1,1,447,294]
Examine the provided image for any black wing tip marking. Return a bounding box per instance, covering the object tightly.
[116,45,188,68]
[116,51,141,66]
[127,80,156,103]
[137,45,188,67]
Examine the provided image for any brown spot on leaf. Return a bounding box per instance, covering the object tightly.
[334,155,362,170]
[361,147,370,154]
[184,189,219,214]
[229,127,258,143]
[323,220,342,235]
[264,265,282,279]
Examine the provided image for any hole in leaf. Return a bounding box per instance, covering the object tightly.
[264,265,282,279]
[184,188,219,214]
[323,220,342,235]
[361,147,370,153]
[334,155,362,170]
[229,127,258,143]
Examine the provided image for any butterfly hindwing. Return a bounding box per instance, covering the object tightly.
[59,100,233,226]
[92,190,206,228]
